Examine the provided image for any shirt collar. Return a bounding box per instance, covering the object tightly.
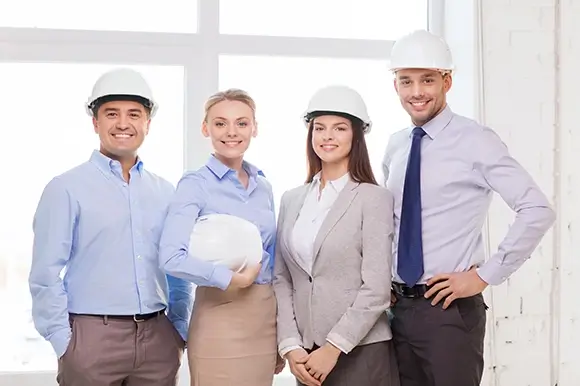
[408,104,454,139]
[313,171,350,192]
[205,154,261,180]
[89,149,143,175]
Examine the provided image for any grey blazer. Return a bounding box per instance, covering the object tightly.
[273,180,394,354]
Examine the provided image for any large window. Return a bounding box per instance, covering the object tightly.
[0,0,433,384]
[220,0,428,40]
[0,63,184,372]
[0,0,198,33]
[219,55,408,208]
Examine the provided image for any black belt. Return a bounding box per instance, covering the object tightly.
[392,282,430,298]
[71,309,165,323]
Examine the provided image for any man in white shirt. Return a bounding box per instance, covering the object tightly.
[383,29,555,386]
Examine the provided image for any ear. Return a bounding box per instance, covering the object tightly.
[443,74,453,93]
[252,121,258,138]
[92,117,99,134]
[201,121,210,138]
[144,119,151,136]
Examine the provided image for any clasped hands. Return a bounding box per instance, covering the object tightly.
[286,343,341,385]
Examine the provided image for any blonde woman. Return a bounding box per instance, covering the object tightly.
[158,89,284,385]
[273,85,399,386]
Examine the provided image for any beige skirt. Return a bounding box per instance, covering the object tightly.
[187,284,277,386]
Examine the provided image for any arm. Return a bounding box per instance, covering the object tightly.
[325,187,394,354]
[158,173,233,290]
[272,193,303,357]
[166,274,193,342]
[475,127,556,285]
[28,177,77,358]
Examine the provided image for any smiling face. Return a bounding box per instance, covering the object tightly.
[394,68,452,127]
[202,99,257,162]
[92,100,150,160]
[311,115,353,166]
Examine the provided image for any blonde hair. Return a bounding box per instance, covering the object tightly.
[203,88,257,122]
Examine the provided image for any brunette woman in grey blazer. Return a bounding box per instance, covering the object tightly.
[273,85,400,386]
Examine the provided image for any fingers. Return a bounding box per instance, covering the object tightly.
[297,365,320,386]
[424,279,450,299]
[430,287,453,306]
[295,353,310,364]
[426,273,451,287]
[442,293,458,309]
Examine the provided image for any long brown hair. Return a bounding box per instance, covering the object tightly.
[305,115,378,185]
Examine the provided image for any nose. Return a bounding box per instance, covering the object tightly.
[411,83,425,99]
[225,124,238,137]
[116,116,131,130]
[322,128,334,141]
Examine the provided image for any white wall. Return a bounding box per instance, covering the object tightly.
[445,0,580,385]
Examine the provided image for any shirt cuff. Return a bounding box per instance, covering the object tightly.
[326,332,355,354]
[476,257,510,286]
[210,264,234,290]
[50,327,72,358]
[326,338,348,354]
[279,345,302,358]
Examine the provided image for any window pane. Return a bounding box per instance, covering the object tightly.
[219,55,409,209]
[0,63,184,372]
[0,0,197,33]
[220,0,427,40]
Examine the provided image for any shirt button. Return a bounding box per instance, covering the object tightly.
[136,255,141,259]
[308,277,313,283]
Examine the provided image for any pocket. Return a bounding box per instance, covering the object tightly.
[59,317,79,362]
[163,316,186,349]
[453,295,486,332]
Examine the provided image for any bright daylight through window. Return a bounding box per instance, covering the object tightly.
[0,63,184,372]
[220,0,428,40]
[0,0,198,33]
[0,0,430,380]
[219,55,409,209]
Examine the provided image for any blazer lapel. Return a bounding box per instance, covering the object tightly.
[312,180,359,260]
[282,185,311,273]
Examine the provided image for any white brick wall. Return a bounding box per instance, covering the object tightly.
[445,0,579,385]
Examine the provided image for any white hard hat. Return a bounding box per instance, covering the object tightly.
[85,68,158,117]
[303,85,372,134]
[188,214,263,272]
[389,29,454,72]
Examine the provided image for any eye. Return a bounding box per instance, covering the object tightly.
[106,112,117,118]
[215,121,226,127]
[237,121,248,127]
[130,113,141,118]
[314,126,324,131]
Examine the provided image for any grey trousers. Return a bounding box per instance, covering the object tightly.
[57,313,184,386]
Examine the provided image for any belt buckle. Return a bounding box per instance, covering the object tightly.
[133,314,146,323]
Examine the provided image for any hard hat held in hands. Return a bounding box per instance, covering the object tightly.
[388,29,454,73]
[85,68,158,118]
[188,214,263,272]
[303,85,372,134]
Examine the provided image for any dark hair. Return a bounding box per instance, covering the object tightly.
[91,94,152,118]
[305,114,378,185]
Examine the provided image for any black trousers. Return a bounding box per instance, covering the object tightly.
[391,292,487,386]
[296,340,400,386]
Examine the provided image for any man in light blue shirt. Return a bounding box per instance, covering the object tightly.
[28,68,193,386]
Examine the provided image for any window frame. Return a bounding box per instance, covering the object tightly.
[0,0,442,382]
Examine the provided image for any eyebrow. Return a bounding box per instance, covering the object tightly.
[103,108,143,113]
[213,116,250,120]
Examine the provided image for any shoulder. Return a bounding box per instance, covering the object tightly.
[357,183,393,199]
[41,162,92,195]
[141,169,176,195]
[280,183,309,207]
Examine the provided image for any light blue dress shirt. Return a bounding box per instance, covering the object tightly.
[159,155,276,290]
[29,150,194,358]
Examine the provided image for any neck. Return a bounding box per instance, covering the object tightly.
[215,153,244,173]
[100,149,138,179]
[320,159,349,185]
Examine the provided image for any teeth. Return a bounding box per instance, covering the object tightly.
[411,102,427,106]
[114,134,131,138]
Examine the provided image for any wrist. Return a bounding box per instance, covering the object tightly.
[324,342,342,357]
